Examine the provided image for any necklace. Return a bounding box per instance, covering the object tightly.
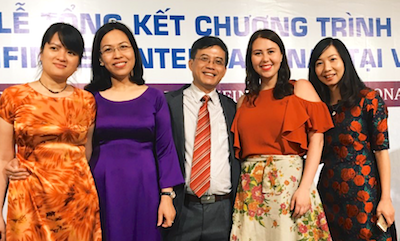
[331,104,340,116]
[38,79,68,94]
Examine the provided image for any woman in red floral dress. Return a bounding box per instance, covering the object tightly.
[309,37,397,241]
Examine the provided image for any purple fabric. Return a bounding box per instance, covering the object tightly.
[90,87,184,241]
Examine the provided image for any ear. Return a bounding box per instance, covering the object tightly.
[99,58,105,66]
[188,59,194,72]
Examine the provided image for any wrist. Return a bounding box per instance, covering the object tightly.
[380,196,392,202]
[160,190,176,199]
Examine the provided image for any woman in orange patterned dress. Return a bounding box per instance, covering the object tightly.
[0,23,102,240]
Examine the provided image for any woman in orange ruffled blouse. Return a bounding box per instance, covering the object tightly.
[230,29,333,240]
[0,23,101,240]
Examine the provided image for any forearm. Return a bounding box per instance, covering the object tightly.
[161,187,173,192]
[298,132,324,190]
[375,150,391,200]
[0,160,10,215]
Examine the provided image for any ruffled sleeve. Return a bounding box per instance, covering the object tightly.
[282,95,334,152]
[231,106,242,159]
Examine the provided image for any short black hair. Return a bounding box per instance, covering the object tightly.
[40,22,84,64]
[190,36,229,67]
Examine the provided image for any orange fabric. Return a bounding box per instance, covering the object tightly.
[231,89,333,159]
[0,84,101,241]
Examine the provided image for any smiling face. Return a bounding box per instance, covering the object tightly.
[251,37,282,86]
[314,45,345,90]
[40,33,80,82]
[189,45,227,93]
[99,29,135,81]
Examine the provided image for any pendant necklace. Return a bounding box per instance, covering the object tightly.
[38,79,68,94]
[331,104,340,116]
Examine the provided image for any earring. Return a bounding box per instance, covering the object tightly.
[100,62,104,66]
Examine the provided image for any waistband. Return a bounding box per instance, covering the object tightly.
[185,193,231,204]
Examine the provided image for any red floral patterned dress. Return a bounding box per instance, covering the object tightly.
[318,89,396,241]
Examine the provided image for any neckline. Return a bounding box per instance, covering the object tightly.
[26,83,76,98]
[97,87,149,103]
[260,88,274,93]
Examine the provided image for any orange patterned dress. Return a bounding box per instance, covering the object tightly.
[0,84,102,241]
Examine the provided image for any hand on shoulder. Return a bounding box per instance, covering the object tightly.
[293,79,321,102]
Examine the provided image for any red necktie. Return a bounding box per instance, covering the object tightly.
[190,95,211,197]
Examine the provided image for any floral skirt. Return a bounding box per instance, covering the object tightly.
[230,155,332,241]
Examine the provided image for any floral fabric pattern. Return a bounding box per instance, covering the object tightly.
[231,155,331,241]
[318,89,396,241]
[0,84,102,241]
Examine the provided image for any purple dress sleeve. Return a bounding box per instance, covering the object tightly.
[154,90,184,189]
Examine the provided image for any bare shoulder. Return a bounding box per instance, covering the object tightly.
[293,79,321,102]
[237,94,246,109]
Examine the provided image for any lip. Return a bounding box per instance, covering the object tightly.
[324,73,336,81]
[54,63,66,69]
[203,71,216,77]
[260,64,272,71]
[113,61,127,68]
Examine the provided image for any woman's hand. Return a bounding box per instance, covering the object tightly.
[376,198,395,227]
[6,158,30,180]
[157,195,176,228]
[290,186,311,219]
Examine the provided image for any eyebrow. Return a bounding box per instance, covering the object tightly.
[252,47,277,52]
[200,54,224,59]
[101,41,130,48]
[318,54,338,60]
[48,42,63,48]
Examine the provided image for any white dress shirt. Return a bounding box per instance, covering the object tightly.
[183,84,231,195]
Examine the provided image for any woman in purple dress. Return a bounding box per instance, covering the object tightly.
[84,22,184,240]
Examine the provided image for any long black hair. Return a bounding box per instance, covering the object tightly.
[85,21,144,92]
[308,38,366,108]
[245,29,293,104]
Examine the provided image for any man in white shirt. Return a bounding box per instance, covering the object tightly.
[163,36,240,241]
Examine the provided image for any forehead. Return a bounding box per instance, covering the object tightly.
[252,37,279,50]
[320,45,340,58]
[47,32,61,44]
[195,45,226,59]
[101,29,130,45]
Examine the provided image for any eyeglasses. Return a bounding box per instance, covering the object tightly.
[195,55,225,66]
[100,44,132,56]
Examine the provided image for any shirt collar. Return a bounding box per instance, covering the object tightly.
[188,83,218,105]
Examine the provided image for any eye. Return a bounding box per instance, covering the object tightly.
[49,46,58,51]
[215,59,224,66]
[67,51,77,56]
[102,47,112,54]
[268,50,275,54]
[200,56,209,62]
[119,44,130,50]
[253,51,262,56]
[315,61,322,66]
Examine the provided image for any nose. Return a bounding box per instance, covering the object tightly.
[57,49,67,61]
[261,53,269,62]
[323,61,332,72]
[113,47,123,58]
[205,60,216,69]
